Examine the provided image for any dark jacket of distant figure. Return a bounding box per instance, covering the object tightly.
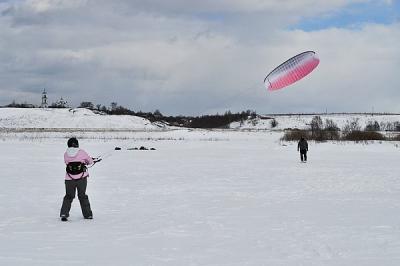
[297,138,308,152]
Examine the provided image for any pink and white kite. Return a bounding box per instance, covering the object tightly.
[264,51,319,91]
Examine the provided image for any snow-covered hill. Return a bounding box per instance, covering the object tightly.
[230,113,400,131]
[1,108,400,132]
[0,108,163,130]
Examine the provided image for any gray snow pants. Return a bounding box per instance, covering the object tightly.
[60,177,92,218]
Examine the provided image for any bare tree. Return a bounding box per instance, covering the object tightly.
[270,119,278,128]
[343,118,361,133]
[79,101,94,109]
[365,120,380,131]
[310,116,323,138]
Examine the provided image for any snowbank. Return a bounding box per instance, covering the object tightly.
[0,108,161,130]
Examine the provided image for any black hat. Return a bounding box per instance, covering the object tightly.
[67,137,79,148]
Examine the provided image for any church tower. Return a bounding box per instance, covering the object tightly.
[41,89,48,108]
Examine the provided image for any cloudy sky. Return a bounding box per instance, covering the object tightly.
[0,0,399,115]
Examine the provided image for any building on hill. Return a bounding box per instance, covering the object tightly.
[51,97,69,108]
[41,89,48,108]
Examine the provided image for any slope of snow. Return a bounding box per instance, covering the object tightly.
[1,131,400,265]
[230,114,400,131]
[0,108,161,130]
[2,108,400,132]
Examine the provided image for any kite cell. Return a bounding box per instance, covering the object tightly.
[264,51,319,91]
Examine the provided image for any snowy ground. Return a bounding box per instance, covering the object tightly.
[1,130,400,265]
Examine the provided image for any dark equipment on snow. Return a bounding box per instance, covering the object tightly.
[127,146,156,150]
[115,147,121,150]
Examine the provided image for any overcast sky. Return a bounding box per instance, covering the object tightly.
[0,0,399,115]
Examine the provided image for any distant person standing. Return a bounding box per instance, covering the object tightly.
[60,137,95,221]
[297,137,309,162]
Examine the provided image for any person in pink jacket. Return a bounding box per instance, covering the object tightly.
[60,137,94,221]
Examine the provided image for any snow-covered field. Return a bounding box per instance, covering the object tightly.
[1,108,400,265]
[1,129,400,266]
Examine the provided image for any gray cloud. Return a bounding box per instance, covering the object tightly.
[0,0,398,115]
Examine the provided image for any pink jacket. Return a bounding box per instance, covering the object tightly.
[64,148,94,180]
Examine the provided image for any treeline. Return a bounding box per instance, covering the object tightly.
[189,111,257,128]
[282,115,400,142]
[3,100,257,129]
[79,102,258,128]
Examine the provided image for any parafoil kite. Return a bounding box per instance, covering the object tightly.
[264,51,319,91]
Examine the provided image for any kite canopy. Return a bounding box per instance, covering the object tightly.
[264,51,319,91]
